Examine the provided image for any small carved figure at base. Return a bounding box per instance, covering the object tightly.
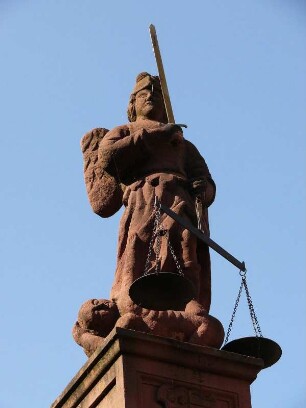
[72,299,119,357]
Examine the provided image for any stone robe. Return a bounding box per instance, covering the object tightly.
[98,119,215,314]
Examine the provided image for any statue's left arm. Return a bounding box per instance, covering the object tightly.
[98,125,149,184]
[184,140,216,208]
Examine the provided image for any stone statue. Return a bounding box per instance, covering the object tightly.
[73,73,224,356]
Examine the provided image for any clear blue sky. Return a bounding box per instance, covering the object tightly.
[0,1,305,407]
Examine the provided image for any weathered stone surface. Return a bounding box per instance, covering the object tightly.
[73,298,224,356]
[75,72,224,355]
[52,328,263,408]
[81,128,123,218]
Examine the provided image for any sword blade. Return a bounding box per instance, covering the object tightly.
[149,24,175,124]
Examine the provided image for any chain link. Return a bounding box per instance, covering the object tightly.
[154,199,162,273]
[144,196,184,276]
[167,233,183,275]
[144,229,157,275]
[144,198,160,275]
[195,195,204,232]
[224,270,263,345]
[224,279,244,345]
[242,275,263,337]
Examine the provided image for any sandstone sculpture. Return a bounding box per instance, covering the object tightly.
[73,73,224,356]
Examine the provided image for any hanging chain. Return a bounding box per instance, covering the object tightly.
[224,269,263,345]
[195,195,204,231]
[242,273,263,338]
[167,232,183,275]
[144,196,184,276]
[144,198,161,275]
[224,277,244,345]
[144,228,157,275]
[154,198,164,274]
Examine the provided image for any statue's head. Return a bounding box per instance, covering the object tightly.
[127,72,168,123]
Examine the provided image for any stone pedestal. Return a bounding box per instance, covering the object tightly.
[51,328,263,408]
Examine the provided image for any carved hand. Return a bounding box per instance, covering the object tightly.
[191,178,216,207]
[143,123,183,146]
[191,179,208,195]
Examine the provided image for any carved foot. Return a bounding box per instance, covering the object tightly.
[115,312,150,333]
[185,299,225,348]
[188,314,225,348]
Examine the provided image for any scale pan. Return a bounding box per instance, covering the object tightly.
[221,336,282,368]
[129,272,195,311]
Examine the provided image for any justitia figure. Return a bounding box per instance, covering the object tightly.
[73,73,224,356]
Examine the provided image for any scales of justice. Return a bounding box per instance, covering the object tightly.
[73,25,281,369]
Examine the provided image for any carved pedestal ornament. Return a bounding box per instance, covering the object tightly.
[157,385,216,408]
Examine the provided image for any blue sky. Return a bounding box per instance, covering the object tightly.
[0,1,305,407]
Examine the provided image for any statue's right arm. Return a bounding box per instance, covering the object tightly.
[98,125,149,181]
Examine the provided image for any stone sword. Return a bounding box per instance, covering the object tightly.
[149,24,186,128]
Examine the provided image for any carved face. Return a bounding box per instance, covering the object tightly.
[134,87,165,121]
